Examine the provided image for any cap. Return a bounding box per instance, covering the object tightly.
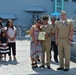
[42,15,49,20]
[51,17,56,21]
[60,10,66,15]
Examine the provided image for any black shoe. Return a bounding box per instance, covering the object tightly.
[47,66,51,69]
[31,63,37,68]
[38,59,40,62]
[39,65,45,68]
[32,66,36,68]
[54,59,58,62]
[57,67,64,70]
[36,65,38,68]
[64,69,69,71]
[31,65,36,68]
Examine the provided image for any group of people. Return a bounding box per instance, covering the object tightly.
[0,18,16,61]
[0,10,73,72]
[30,10,74,71]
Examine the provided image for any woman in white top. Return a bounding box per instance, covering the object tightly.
[5,19,16,61]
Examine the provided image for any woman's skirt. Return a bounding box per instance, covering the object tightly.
[30,41,42,59]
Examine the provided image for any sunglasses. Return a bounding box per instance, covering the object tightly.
[51,20,55,21]
[37,22,41,24]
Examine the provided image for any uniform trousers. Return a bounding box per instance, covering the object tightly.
[50,41,58,60]
[41,38,51,66]
[58,38,70,69]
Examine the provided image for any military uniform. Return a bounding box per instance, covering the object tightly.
[55,19,74,69]
[51,23,58,62]
[41,24,52,66]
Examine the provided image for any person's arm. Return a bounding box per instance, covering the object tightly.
[69,30,74,40]
[11,27,17,40]
[55,23,58,45]
[12,30,16,40]
[6,37,8,46]
[5,30,12,40]
[51,27,55,37]
[2,38,8,48]
[4,27,11,40]
[14,30,16,39]
[69,30,74,44]
[0,41,2,45]
[55,30,58,45]
[69,21,74,44]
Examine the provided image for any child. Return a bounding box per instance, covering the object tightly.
[0,30,9,61]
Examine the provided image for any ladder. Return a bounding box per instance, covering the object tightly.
[55,0,64,12]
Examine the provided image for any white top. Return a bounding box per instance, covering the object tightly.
[5,27,16,43]
[61,19,66,23]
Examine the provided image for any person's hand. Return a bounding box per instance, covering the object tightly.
[10,38,15,41]
[69,39,72,45]
[50,33,55,37]
[12,38,15,41]
[35,41,38,46]
[44,33,48,38]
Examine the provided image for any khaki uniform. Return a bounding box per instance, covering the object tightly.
[51,24,58,61]
[41,24,52,66]
[51,24,56,34]
[55,19,74,69]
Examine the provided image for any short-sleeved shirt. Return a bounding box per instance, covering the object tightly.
[41,24,52,39]
[5,26,16,43]
[55,19,74,38]
[51,24,56,41]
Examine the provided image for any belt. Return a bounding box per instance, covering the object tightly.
[59,37,68,39]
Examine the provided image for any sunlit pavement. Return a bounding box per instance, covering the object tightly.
[0,40,76,75]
